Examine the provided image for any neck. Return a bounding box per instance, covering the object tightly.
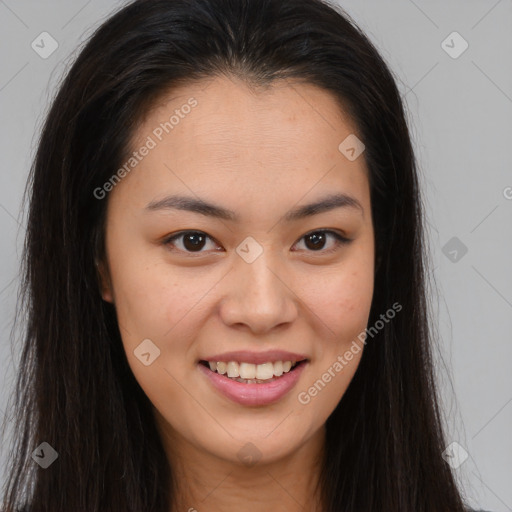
[160,423,326,512]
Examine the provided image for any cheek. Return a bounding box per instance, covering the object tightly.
[298,264,374,345]
[109,264,202,416]
[305,263,373,412]
[107,249,198,338]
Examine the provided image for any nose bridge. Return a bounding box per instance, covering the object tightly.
[240,248,281,298]
[219,239,297,331]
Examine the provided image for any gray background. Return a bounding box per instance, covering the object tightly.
[0,1,511,510]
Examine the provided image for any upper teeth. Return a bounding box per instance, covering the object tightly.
[208,360,296,380]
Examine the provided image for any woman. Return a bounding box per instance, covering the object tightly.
[0,0,491,511]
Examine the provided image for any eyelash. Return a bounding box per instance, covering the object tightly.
[162,229,351,256]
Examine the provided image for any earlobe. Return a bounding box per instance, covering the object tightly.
[96,260,114,303]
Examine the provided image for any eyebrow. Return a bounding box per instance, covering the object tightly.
[145,192,364,221]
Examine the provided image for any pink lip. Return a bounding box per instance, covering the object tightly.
[201,350,309,365]
[197,360,308,406]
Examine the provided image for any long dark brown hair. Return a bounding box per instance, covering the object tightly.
[1,0,469,510]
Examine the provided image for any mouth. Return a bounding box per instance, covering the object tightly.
[197,357,310,406]
[199,359,308,384]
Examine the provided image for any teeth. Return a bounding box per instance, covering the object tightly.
[206,360,299,381]
[273,361,283,376]
[256,362,274,380]
[239,363,256,379]
[226,361,239,378]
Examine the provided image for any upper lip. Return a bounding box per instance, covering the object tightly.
[200,350,309,365]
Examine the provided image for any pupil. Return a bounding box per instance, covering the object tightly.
[184,232,205,251]
[306,232,325,250]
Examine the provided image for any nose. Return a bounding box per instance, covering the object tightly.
[218,251,298,335]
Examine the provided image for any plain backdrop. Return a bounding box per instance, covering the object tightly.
[0,1,511,510]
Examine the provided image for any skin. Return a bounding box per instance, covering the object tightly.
[98,75,375,512]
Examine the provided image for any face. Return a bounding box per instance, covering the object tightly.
[98,75,374,467]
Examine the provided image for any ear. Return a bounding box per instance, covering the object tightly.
[96,259,114,303]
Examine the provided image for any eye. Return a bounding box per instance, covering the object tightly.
[292,230,351,254]
[163,231,221,254]
[162,229,351,255]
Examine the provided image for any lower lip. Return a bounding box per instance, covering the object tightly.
[197,361,308,406]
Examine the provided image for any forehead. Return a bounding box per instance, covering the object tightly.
[116,75,370,217]
[134,75,359,154]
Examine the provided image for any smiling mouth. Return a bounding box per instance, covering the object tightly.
[199,359,307,384]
